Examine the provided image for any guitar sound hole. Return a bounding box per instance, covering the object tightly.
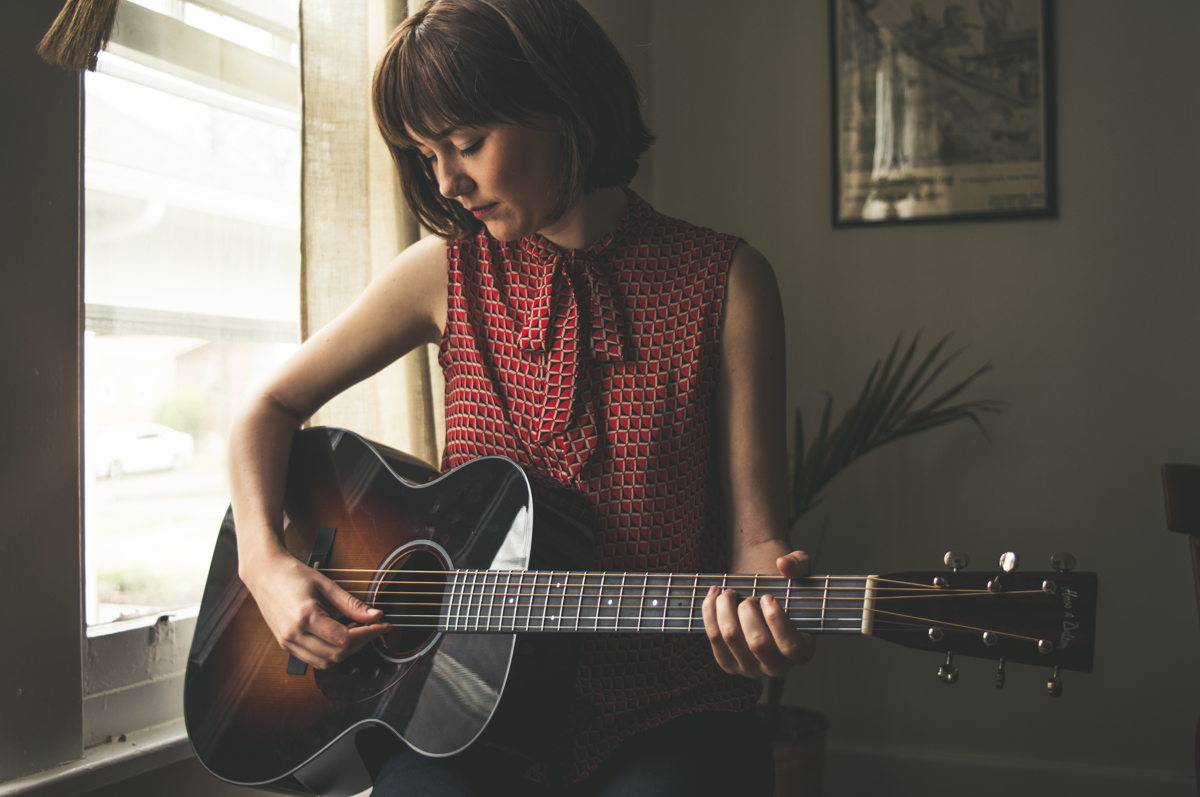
[374,545,448,662]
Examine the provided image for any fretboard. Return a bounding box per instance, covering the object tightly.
[440,571,872,635]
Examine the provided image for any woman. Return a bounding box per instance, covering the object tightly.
[229,0,813,793]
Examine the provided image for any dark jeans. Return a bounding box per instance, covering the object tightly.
[371,710,773,796]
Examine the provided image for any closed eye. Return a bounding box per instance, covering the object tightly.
[459,137,485,155]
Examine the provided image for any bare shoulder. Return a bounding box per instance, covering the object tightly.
[725,241,783,328]
[393,231,450,271]
[369,233,450,336]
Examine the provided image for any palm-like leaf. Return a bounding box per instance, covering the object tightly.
[789,332,1005,526]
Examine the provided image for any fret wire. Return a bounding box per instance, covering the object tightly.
[457,569,468,632]
[594,572,605,633]
[539,571,549,631]
[500,569,510,632]
[535,573,544,628]
[638,573,649,632]
[475,570,486,632]
[460,568,470,633]
[820,576,829,632]
[444,570,458,632]
[577,572,585,631]
[619,572,628,629]
[458,570,468,632]
[516,571,528,632]
[472,568,482,633]
[475,569,486,632]
[485,569,497,632]
[471,570,480,632]
[691,574,700,632]
[558,570,569,629]
[661,574,671,632]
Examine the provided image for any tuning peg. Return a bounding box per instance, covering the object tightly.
[994,659,1006,689]
[998,551,1019,572]
[943,551,969,571]
[1046,666,1063,698]
[937,652,959,684]
[1049,553,1076,573]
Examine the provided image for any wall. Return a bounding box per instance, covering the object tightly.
[1,0,85,783]
[649,0,1199,794]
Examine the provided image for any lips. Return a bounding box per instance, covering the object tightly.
[468,203,497,220]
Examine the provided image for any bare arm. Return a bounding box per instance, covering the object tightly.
[229,233,448,669]
[701,242,815,678]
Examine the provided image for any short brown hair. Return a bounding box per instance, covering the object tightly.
[371,0,654,238]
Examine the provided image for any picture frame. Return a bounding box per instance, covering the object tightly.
[830,0,1056,226]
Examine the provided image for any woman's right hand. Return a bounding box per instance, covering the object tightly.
[239,546,391,670]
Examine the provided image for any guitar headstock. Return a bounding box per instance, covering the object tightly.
[869,552,1097,695]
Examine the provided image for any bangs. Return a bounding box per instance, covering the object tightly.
[373,4,557,151]
[371,0,653,239]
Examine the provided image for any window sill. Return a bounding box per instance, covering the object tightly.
[0,720,191,797]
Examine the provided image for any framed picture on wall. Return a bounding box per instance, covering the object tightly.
[830,0,1056,226]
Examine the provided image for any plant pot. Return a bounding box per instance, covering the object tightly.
[763,705,828,797]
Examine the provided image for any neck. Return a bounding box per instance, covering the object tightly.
[537,187,628,250]
[440,570,874,636]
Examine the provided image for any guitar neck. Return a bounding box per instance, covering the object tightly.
[439,570,874,635]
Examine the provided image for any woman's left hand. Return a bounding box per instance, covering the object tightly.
[701,550,816,678]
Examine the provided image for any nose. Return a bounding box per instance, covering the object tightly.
[434,158,472,199]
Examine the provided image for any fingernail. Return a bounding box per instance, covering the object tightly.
[762,594,775,606]
[368,607,383,617]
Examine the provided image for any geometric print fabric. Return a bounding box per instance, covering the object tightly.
[439,190,760,779]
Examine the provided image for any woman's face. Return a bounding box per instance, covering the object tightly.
[410,119,563,242]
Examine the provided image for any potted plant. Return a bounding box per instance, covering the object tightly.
[767,331,1005,795]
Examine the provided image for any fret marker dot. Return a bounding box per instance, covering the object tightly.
[507,598,514,604]
[606,599,613,605]
[652,599,659,606]
[551,615,557,621]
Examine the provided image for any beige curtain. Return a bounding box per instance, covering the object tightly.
[299,0,444,466]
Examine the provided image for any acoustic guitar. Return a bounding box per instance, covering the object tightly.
[184,427,1097,796]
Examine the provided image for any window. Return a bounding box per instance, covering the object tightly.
[84,0,301,629]
[0,2,300,787]
[77,0,302,748]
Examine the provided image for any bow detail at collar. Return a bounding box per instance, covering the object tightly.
[516,248,630,363]
[511,242,634,486]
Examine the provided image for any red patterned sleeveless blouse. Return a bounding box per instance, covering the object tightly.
[439,190,760,780]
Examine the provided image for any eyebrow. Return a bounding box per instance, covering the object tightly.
[410,125,465,152]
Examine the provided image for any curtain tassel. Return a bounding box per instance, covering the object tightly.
[37,0,121,72]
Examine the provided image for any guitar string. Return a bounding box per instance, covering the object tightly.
[318,568,1032,595]
[348,613,1029,639]
[333,588,1043,604]
[308,569,1052,639]
[326,578,972,593]
[321,588,1047,641]
[322,568,879,581]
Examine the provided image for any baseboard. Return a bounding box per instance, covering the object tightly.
[824,743,1195,797]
